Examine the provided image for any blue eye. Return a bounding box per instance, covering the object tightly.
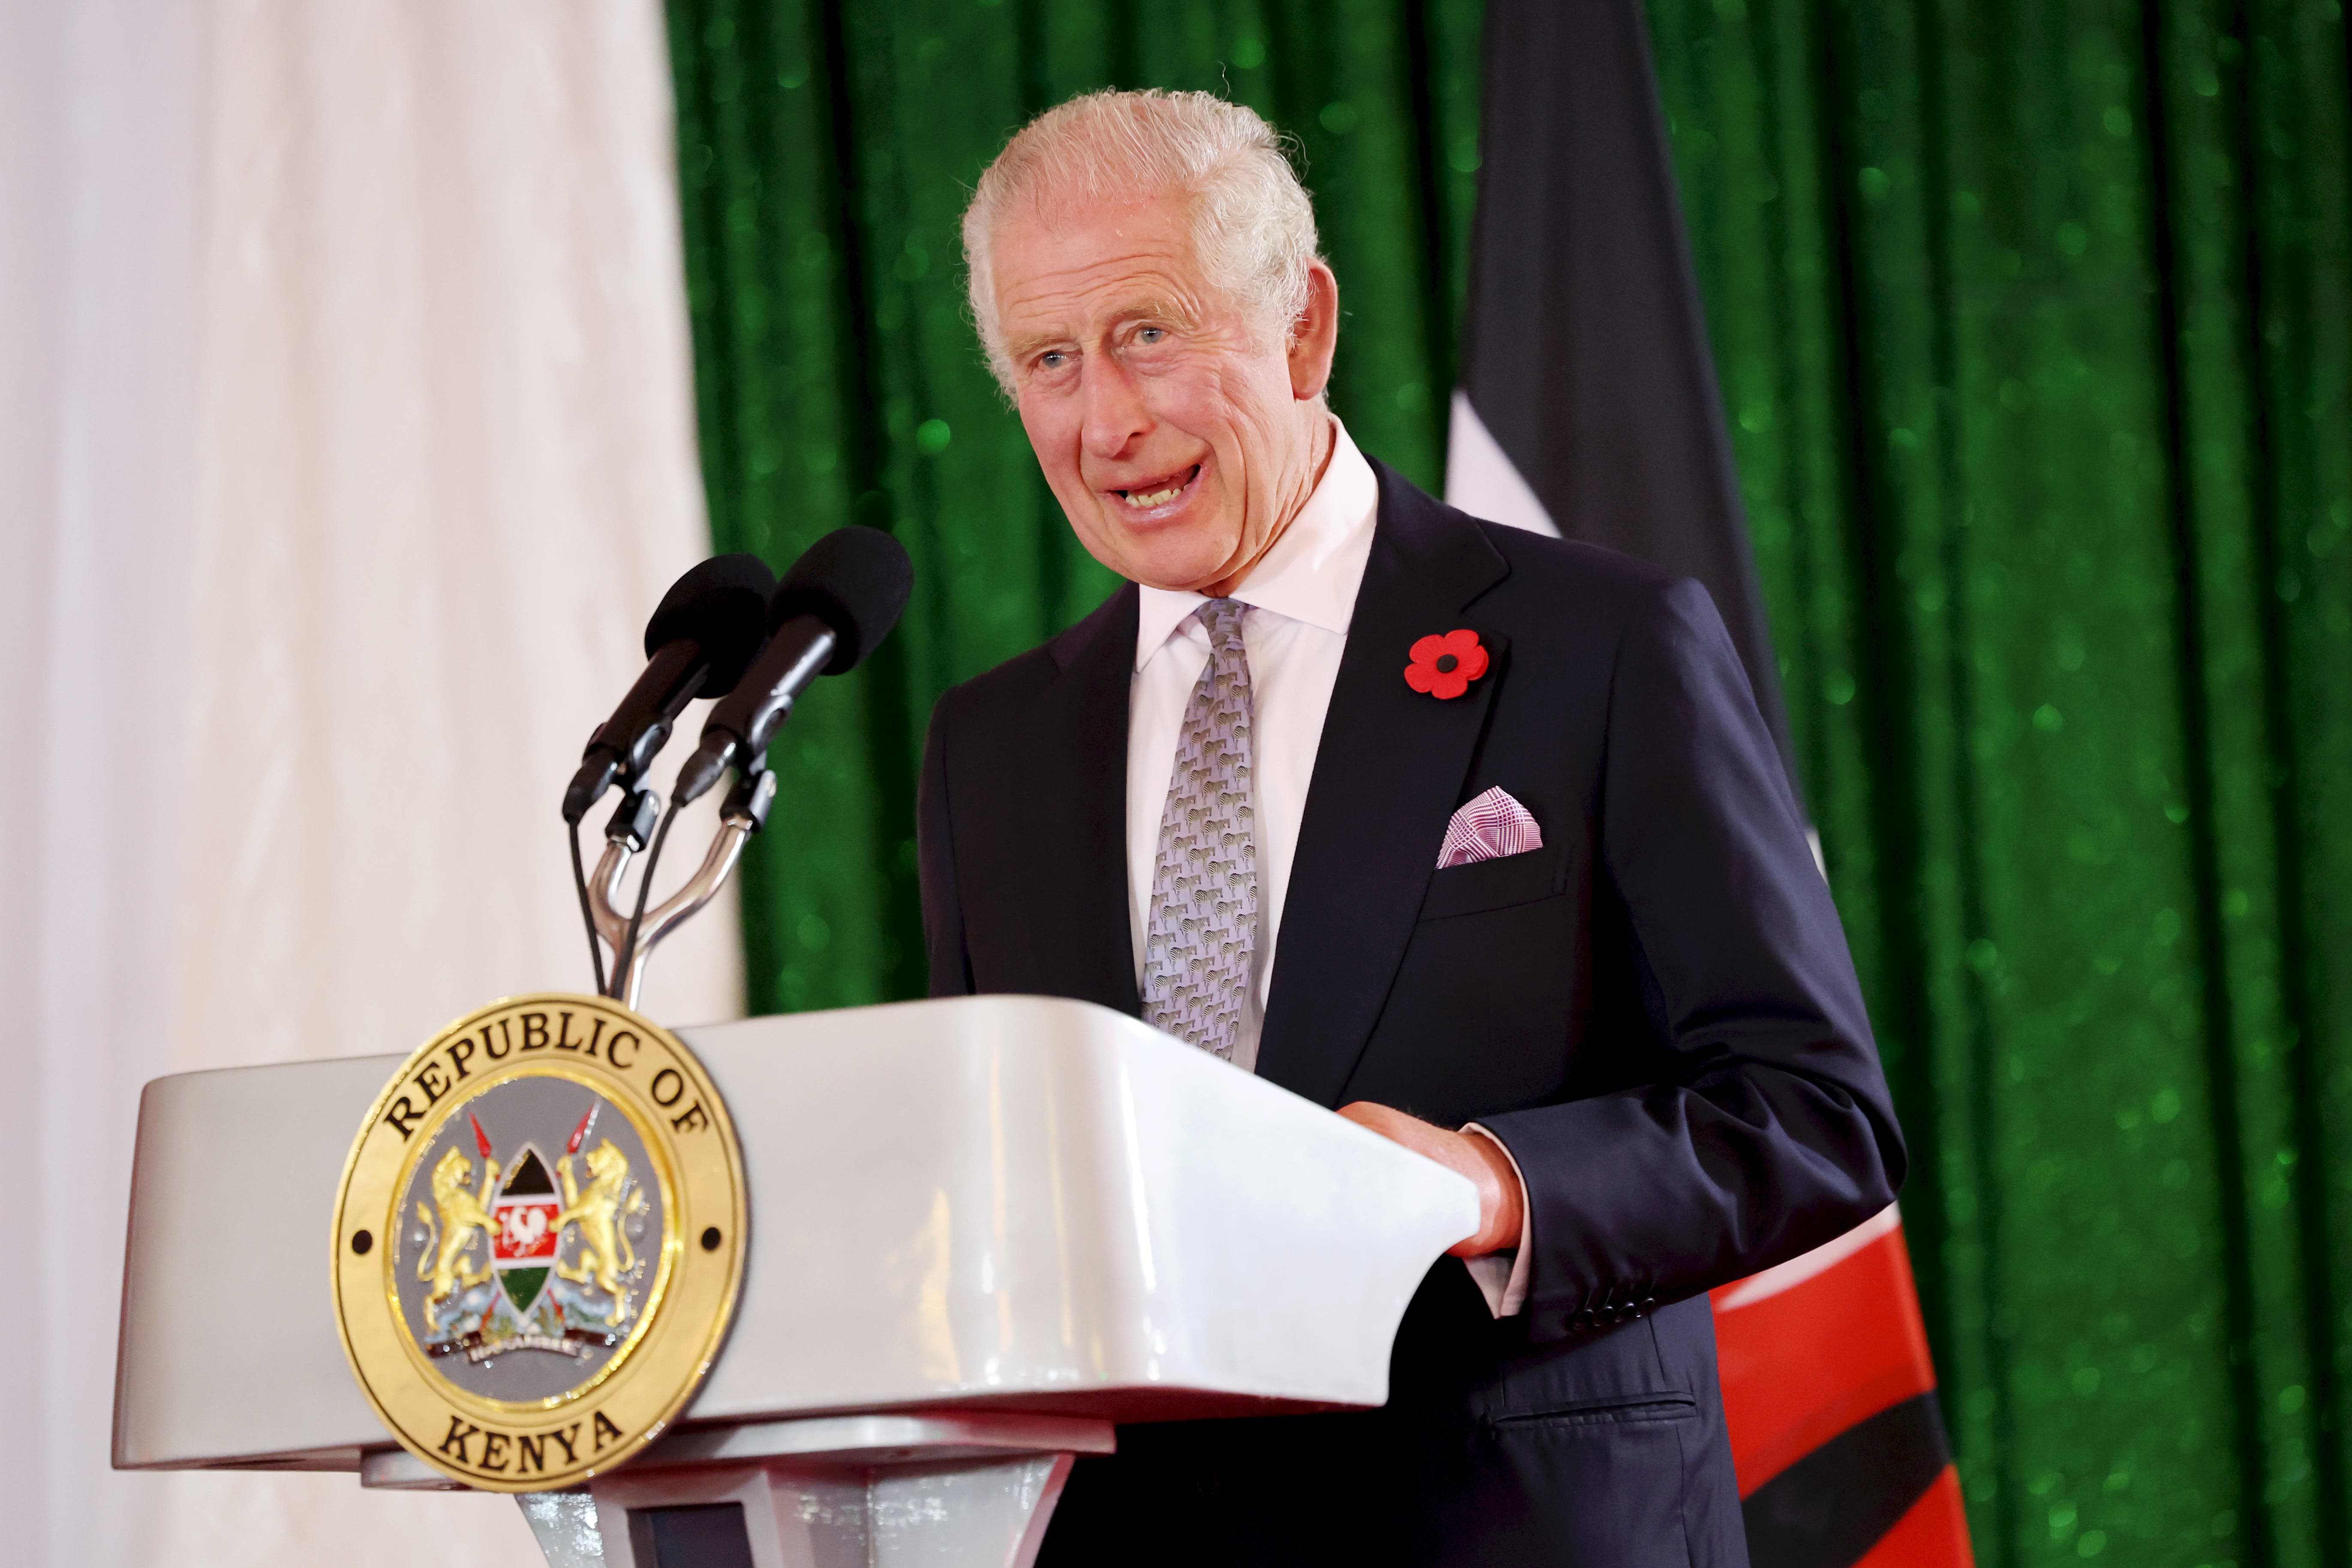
[1138,327,1165,345]
[1038,350,1066,370]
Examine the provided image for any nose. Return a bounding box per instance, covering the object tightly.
[1077,352,1149,462]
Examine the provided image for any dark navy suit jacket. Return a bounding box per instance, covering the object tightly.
[916,466,1905,1566]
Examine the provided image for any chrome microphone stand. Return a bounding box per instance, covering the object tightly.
[587,763,777,1009]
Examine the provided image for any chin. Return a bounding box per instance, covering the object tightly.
[1128,538,1245,594]
[1085,518,1214,587]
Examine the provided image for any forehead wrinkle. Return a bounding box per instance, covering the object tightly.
[993,202,1220,326]
[999,243,1198,309]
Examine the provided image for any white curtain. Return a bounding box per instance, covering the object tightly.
[0,4,198,1565]
[0,2,741,1563]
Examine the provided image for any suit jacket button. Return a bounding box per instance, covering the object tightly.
[1641,1296,1657,1315]
[1571,1309,1592,1330]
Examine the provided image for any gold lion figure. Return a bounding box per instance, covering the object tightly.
[417,1146,499,1312]
[556,1140,648,1322]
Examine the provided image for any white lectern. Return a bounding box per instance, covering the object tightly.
[115,995,1478,1567]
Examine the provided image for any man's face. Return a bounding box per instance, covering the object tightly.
[989,193,1336,594]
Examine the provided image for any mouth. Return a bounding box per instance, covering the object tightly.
[1108,463,1203,515]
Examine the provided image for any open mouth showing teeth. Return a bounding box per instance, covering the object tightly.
[1117,465,1200,508]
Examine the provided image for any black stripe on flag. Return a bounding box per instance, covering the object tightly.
[1450,0,1799,802]
[1740,1392,1952,1568]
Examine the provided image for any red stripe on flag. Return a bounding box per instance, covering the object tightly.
[1710,1215,1939,1496]
[1853,1465,1972,1568]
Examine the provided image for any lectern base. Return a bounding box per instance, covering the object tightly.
[581,1450,1074,1568]
[363,1411,1113,1568]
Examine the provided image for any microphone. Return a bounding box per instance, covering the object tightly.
[561,553,778,823]
[673,527,913,808]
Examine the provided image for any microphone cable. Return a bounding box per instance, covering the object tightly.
[615,796,681,1004]
[569,818,609,998]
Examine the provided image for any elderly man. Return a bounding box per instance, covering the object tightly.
[918,89,1903,1567]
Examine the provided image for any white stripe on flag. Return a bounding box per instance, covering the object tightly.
[1444,389,1560,537]
[1713,1203,1904,1311]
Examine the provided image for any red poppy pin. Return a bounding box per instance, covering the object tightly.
[1404,629,1490,700]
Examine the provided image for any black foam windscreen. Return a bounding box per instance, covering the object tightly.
[642,553,778,697]
[767,527,914,675]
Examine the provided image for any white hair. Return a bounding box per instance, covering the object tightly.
[961,89,1325,392]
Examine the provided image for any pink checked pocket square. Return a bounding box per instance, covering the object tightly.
[1437,786,1543,869]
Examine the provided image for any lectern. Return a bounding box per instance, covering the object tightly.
[115,995,1478,1566]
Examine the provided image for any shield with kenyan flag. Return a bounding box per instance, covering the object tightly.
[492,1137,562,1316]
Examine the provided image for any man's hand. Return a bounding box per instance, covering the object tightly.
[1338,1102,1525,1258]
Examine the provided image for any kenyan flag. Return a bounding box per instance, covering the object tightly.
[492,1143,561,1315]
[1452,5,1968,1562]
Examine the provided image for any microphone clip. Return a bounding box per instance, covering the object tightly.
[603,786,663,853]
[582,757,775,1008]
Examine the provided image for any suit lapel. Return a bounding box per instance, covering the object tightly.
[1012,587,1143,1016]
[1255,467,1512,1105]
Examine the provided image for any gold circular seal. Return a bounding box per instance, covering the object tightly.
[330,994,745,1492]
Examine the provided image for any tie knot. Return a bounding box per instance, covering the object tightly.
[1197,596,1246,653]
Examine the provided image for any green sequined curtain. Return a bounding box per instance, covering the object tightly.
[1642,0,2352,1563]
[664,2,2352,1564]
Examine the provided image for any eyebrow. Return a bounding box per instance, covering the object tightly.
[1002,328,1070,366]
[1003,296,1202,366]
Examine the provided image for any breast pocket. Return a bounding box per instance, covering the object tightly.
[1419,848,1564,921]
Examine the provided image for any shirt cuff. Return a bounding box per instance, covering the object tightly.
[1458,1122,1533,1319]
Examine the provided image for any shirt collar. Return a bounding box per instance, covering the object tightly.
[1133,418,1380,671]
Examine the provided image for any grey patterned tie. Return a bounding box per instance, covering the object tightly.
[1142,596,1257,1061]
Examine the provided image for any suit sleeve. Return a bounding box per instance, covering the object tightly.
[917,694,975,998]
[1477,576,1906,1344]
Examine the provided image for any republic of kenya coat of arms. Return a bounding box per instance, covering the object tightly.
[332,994,745,1492]
[409,1104,651,1372]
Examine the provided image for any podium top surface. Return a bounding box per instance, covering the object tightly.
[115,995,1477,1471]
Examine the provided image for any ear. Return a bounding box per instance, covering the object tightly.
[1287,261,1340,402]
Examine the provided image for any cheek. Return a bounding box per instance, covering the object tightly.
[1017,398,1084,482]
[1131,359,1231,434]
[1180,362,1288,461]
[1018,395,1124,551]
